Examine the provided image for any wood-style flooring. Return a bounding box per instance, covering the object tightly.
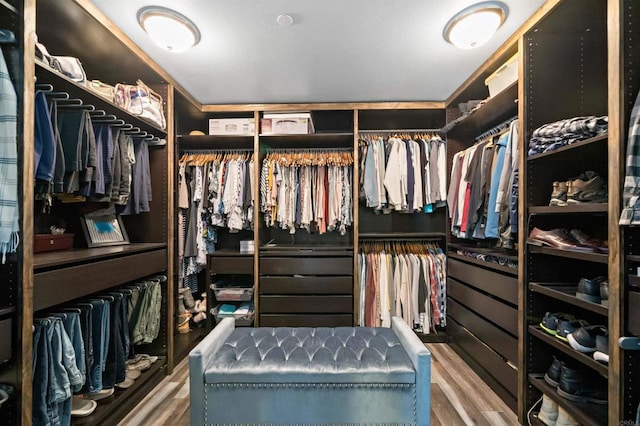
[117,343,519,426]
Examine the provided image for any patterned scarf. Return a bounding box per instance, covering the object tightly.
[0,47,19,263]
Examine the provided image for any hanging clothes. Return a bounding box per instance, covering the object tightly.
[359,133,446,214]
[0,46,19,262]
[447,120,519,248]
[358,241,446,333]
[259,150,353,236]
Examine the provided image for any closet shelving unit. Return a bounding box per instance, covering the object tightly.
[443,35,521,410]
[0,0,31,423]
[173,99,258,358]
[257,110,355,328]
[7,0,178,423]
[521,0,611,425]
[356,108,448,341]
[610,0,640,422]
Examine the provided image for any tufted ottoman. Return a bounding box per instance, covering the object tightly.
[189,317,430,425]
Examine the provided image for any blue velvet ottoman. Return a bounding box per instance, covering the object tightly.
[189,317,430,425]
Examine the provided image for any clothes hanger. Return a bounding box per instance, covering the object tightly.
[0,30,16,44]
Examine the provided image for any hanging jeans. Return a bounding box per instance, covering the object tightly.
[87,299,110,394]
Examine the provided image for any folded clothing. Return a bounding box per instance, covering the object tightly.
[528,116,608,156]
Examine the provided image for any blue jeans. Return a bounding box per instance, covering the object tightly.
[102,293,126,388]
[32,320,51,425]
[78,303,93,395]
[87,299,110,394]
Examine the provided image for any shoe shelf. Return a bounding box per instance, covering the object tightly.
[528,374,607,426]
[72,356,166,426]
[625,254,640,263]
[447,242,518,260]
[527,133,608,162]
[529,283,608,316]
[528,245,608,264]
[529,326,608,377]
[529,204,608,215]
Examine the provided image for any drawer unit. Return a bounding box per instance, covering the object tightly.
[260,276,353,294]
[260,256,352,275]
[208,256,253,274]
[258,252,354,327]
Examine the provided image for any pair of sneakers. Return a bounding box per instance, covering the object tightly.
[549,171,607,206]
[538,394,579,426]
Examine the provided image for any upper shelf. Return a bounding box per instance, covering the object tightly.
[527,134,608,161]
[260,132,354,149]
[528,245,608,264]
[178,135,254,151]
[446,82,518,138]
[529,282,608,316]
[35,62,167,138]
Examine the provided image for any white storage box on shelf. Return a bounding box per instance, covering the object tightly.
[485,54,518,98]
[240,239,254,254]
[261,112,315,134]
[208,118,255,135]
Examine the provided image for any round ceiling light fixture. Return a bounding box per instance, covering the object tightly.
[138,6,201,53]
[443,1,508,49]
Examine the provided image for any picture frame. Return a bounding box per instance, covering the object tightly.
[80,211,130,248]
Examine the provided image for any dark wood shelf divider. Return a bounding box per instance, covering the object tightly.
[178,134,254,150]
[529,204,608,214]
[527,134,608,162]
[448,242,518,261]
[33,243,167,270]
[0,306,16,316]
[528,245,608,264]
[529,282,608,316]
[358,232,447,239]
[529,326,608,377]
[529,374,608,426]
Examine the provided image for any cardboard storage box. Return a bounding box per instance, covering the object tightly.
[261,114,314,134]
[208,118,255,135]
[34,233,74,253]
[485,54,518,97]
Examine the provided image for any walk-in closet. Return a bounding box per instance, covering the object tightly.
[2,0,640,424]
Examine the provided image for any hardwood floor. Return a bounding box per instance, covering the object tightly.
[117,343,519,426]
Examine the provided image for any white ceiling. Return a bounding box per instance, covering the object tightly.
[90,0,545,105]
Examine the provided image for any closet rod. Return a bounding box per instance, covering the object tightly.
[359,128,442,134]
[359,238,443,243]
[267,147,353,152]
[475,115,518,141]
[180,148,253,154]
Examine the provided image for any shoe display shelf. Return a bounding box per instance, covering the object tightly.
[520,0,610,424]
[528,374,607,426]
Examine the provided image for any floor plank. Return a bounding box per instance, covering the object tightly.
[118,343,519,426]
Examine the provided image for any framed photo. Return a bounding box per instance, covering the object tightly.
[81,211,130,248]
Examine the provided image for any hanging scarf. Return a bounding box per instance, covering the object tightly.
[0,47,19,263]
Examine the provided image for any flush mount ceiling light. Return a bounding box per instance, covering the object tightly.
[137,6,201,53]
[443,1,508,49]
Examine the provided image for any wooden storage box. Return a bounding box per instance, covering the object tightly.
[34,233,74,253]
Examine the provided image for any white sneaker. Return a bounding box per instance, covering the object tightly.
[71,396,97,417]
[85,387,114,401]
[556,407,579,426]
[538,394,558,425]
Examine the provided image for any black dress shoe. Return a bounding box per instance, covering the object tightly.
[557,365,607,404]
[544,355,569,387]
[576,276,606,303]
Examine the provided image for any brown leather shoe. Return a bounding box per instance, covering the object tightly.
[569,229,608,253]
[527,227,597,252]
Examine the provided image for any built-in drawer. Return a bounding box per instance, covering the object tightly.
[34,249,167,311]
[259,295,353,313]
[259,314,353,327]
[260,257,352,276]
[448,258,517,305]
[260,276,353,294]
[208,256,254,274]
